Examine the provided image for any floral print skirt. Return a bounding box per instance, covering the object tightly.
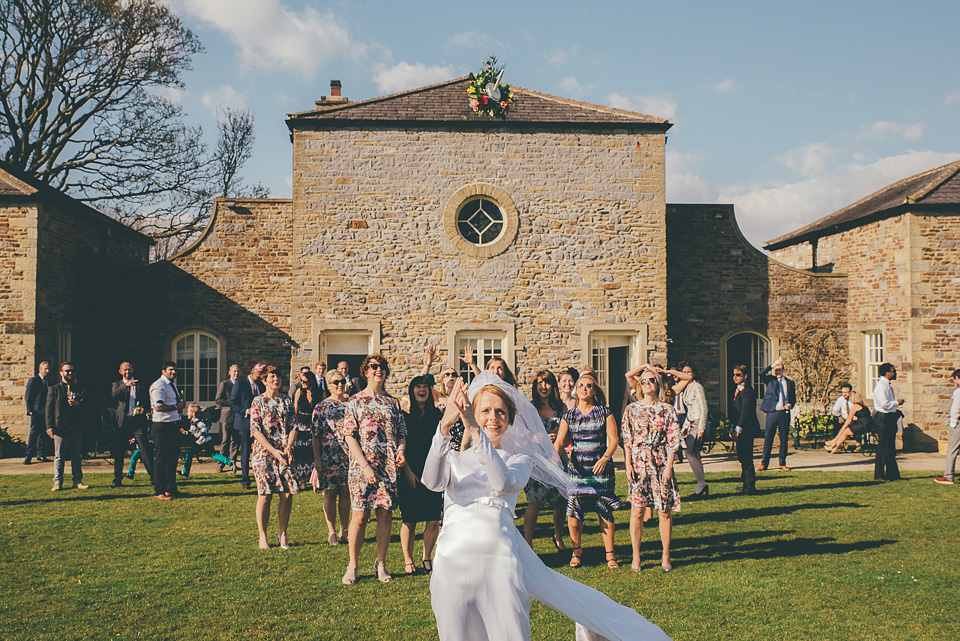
[627,447,680,513]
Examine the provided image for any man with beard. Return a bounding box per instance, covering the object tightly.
[872,363,904,481]
[46,362,87,491]
[110,362,152,488]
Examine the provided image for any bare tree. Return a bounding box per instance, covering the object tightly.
[779,324,849,410]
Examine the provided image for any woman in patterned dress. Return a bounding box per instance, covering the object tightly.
[339,353,407,585]
[311,368,351,545]
[250,369,299,550]
[291,370,322,491]
[522,370,567,550]
[554,373,627,569]
[621,365,681,572]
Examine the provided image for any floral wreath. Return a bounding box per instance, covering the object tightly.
[467,55,515,119]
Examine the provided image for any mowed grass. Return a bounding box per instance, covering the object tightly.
[1,469,957,641]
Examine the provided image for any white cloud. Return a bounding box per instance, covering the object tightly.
[855,120,925,142]
[558,76,591,98]
[169,0,363,77]
[151,85,184,104]
[666,151,713,202]
[713,78,735,93]
[200,85,246,117]
[544,45,578,66]
[604,92,677,121]
[946,90,960,105]
[778,142,837,178]
[372,62,457,94]
[445,32,494,50]
[720,150,960,248]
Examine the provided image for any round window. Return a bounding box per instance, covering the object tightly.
[456,198,505,246]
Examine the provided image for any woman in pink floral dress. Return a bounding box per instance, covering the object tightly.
[621,365,681,572]
[250,369,299,551]
[311,369,351,546]
[339,353,407,585]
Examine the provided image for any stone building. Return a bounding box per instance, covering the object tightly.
[0,161,153,432]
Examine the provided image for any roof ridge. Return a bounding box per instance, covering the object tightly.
[514,86,668,123]
[910,159,960,203]
[0,160,41,195]
[288,76,470,118]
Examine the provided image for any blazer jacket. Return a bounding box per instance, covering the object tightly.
[732,384,761,438]
[110,380,150,428]
[25,375,50,416]
[230,377,265,432]
[758,365,797,413]
[215,378,236,431]
[45,382,84,436]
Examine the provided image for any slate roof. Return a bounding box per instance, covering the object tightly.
[287,77,671,131]
[0,160,153,244]
[765,159,960,250]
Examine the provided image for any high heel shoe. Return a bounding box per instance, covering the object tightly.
[404,562,417,575]
[327,531,339,545]
[341,566,357,585]
[277,534,290,550]
[569,546,583,568]
[553,534,566,551]
[374,561,392,583]
[694,485,710,498]
[605,551,619,569]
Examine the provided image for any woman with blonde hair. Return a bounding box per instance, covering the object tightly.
[554,373,626,569]
[824,390,875,453]
[622,365,681,571]
[311,368,352,545]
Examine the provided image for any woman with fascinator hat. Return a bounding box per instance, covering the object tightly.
[422,372,672,641]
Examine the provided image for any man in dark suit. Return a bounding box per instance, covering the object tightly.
[758,357,796,472]
[314,361,330,399]
[45,362,88,491]
[230,362,265,490]
[729,364,760,494]
[24,361,52,464]
[110,362,152,488]
[215,364,240,472]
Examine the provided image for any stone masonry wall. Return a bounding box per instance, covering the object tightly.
[291,127,668,394]
[0,204,38,435]
[667,204,847,416]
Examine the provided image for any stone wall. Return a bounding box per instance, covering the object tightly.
[667,204,848,416]
[290,126,668,394]
[0,205,38,434]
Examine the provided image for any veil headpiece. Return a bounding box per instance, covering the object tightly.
[467,371,573,498]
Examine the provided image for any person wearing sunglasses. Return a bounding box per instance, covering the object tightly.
[339,354,407,585]
[523,369,568,551]
[45,362,88,491]
[553,373,627,569]
[312,369,353,546]
[622,365,681,572]
[729,364,760,494]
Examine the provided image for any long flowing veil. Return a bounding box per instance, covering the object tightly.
[467,371,573,498]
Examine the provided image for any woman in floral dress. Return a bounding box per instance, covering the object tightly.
[250,369,299,550]
[522,370,567,550]
[554,373,627,569]
[621,365,681,572]
[311,369,351,545]
[339,353,407,585]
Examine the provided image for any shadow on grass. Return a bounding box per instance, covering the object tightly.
[675,534,897,566]
[681,502,867,525]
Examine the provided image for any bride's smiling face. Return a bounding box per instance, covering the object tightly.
[473,390,511,447]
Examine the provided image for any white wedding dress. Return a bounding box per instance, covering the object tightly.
[422,428,672,641]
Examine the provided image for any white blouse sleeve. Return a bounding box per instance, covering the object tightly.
[421,429,453,492]
[472,429,533,494]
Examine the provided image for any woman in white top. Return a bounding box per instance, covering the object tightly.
[422,373,671,641]
[653,363,709,498]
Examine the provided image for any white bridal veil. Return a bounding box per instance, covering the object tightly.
[467,371,574,497]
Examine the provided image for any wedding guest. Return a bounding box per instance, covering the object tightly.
[654,362,709,498]
[622,366,681,571]
[231,363,266,490]
[831,383,854,432]
[45,362,88,491]
[825,392,874,453]
[314,361,330,399]
[399,376,444,574]
[460,346,518,386]
[180,403,227,477]
[872,363,904,481]
[250,369,299,550]
[291,370,322,491]
[436,366,459,407]
[109,362,151,487]
[401,344,440,412]
[554,373,626,569]
[729,364,760,494]
[288,365,311,400]
[758,358,796,472]
[24,361,52,464]
[214,364,240,472]
[558,369,577,412]
[337,360,363,395]
[523,370,567,550]
[149,361,184,500]
[339,354,407,585]
[313,369,352,545]
[935,368,960,485]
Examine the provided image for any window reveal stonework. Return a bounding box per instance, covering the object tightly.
[442,183,519,258]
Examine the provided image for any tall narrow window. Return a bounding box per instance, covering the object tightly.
[57,328,72,364]
[455,332,505,383]
[173,331,221,403]
[864,332,884,389]
[751,333,769,392]
[590,336,609,394]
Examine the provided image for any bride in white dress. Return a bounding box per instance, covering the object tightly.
[422,373,672,641]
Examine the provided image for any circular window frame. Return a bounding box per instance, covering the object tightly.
[443,183,519,258]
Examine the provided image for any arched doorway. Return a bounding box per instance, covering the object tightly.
[725,331,771,422]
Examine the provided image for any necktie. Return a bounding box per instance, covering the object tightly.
[251,380,257,396]
[779,380,786,406]
[172,382,181,401]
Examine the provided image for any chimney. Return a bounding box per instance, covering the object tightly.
[315,79,349,109]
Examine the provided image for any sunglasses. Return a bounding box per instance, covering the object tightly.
[62,369,74,374]
[732,372,744,378]
[639,378,657,385]
[576,382,594,389]
[330,379,346,386]
[368,363,387,371]
[442,372,458,378]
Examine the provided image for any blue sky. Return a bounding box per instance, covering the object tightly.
[161,0,960,248]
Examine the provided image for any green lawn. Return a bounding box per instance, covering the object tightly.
[1,470,957,640]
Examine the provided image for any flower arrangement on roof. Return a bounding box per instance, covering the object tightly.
[467,55,515,119]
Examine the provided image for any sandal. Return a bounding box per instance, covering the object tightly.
[341,566,357,585]
[553,534,566,551]
[374,561,392,583]
[605,551,619,569]
[569,546,583,568]
[327,531,339,546]
[404,562,417,575]
[421,559,433,574]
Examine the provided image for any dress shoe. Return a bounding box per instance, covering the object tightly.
[23,457,32,465]
[756,465,767,472]
[38,456,48,462]
[778,465,791,471]
[111,480,123,488]
[74,483,89,490]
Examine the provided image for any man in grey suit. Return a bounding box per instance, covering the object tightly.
[24,361,52,464]
[215,364,240,472]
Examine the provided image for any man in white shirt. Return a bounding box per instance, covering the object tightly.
[872,363,904,481]
[831,383,853,427]
[150,361,185,500]
[934,368,960,485]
